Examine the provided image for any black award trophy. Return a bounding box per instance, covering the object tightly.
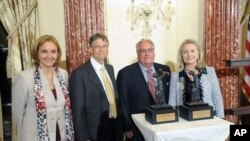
[179,70,213,121]
[145,69,178,124]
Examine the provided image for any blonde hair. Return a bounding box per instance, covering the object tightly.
[177,39,205,71]
[32,35,61,67]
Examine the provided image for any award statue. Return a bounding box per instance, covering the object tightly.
[179,69,213,121]
[145,69,178,124]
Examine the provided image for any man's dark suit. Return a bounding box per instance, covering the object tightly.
[69,61,122,141]
[116,62,171,141]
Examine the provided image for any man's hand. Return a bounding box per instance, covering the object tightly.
[123,131,133,139]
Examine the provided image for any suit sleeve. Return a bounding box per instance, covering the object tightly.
[209,67,225,118]
[69,69,89,141]
[116,70,132,132]
[12,73,29,134]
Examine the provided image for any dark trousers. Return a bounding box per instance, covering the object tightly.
[96,118,122,141]
[126,124,144,141]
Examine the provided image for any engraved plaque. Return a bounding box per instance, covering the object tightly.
[179,105,213,121]
[156,113,176,122]
[193,110,211,119]
[145,107,178,124]
[145,69,178,124]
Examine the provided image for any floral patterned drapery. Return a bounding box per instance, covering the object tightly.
[0,1,38,141]
[64,0,105,74]
[204,0,240,123]
[0,0,38,79]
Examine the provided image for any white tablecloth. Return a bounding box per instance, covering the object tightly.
[132,113,233,141]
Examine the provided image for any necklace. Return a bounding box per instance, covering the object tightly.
[48,80,55,89]
[48,80,53,85]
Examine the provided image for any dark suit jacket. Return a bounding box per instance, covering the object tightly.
[116,62,171,140]
[69,61,122,141]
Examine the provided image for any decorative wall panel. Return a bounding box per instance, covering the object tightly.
[204,0,240,123]
[64,0,105,74]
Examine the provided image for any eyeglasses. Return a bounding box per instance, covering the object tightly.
[92,45,108,49]
[138,47,155,54]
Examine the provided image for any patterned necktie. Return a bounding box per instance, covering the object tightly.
[147,69,156,101]
[101,67,117,118]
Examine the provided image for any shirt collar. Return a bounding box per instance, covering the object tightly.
[138,62,154,72]
[90,57,104,70]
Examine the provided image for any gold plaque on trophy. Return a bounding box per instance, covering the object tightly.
[145,69,178,124]
[156,112,176,122]
[145,105,178,124]
[192,109,211,119]
[179,104,213,121]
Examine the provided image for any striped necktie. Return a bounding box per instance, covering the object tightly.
[101,67,117,118]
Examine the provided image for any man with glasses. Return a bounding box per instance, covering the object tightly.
[69,33,122,141]
[117,39,171,141]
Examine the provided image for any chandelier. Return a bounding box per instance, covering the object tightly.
[126,0,175,38]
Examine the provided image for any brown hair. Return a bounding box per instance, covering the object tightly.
[89,33,109,47]
[32,35,61,67]
[177,39,205,71]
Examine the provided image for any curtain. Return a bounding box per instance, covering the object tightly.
[0,1,38,141]
[0,0,38,79]
[204,0,240,124]
[64,0,105,74]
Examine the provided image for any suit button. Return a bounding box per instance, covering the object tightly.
[57,117,60,120]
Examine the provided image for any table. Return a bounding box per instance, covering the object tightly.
[132,113,233,141]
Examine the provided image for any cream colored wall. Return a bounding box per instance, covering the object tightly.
[37,0,203,73]
[37,0,66,61]
[105,0,204,74]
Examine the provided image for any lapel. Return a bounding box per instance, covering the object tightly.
[154,64,159,73]
[85,61,106,95]
[52,69,65,104]
[105,65,115,87]
[134,62,148,88]
[154,64,162,79]
[39,68,58,104]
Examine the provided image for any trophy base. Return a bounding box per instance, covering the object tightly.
[149,104,173,110]
[179,104,213,121]
[184,102,209,107]
[145,104,178,124]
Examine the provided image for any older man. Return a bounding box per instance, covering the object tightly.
[117,39,171,141]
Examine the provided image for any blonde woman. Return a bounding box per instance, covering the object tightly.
[168,39,224,118]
